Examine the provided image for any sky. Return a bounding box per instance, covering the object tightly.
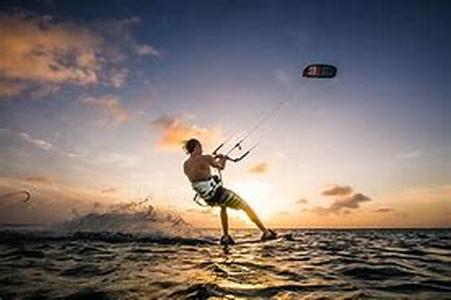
[0,0,450,228]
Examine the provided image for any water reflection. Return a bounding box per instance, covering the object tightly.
[0,229,450,299]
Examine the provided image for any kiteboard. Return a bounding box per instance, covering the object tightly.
[220,232,293,246]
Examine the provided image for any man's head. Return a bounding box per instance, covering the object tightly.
[183,138,202,155]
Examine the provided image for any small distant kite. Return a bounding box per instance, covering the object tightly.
[302,64,337,78]
[0,190,31,203]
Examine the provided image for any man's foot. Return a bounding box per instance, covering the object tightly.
[220,234,235,245]
[261,229,277,241]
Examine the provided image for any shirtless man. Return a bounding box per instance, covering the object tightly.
[183,138,276,245]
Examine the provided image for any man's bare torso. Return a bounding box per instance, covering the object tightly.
[183,154,213,182]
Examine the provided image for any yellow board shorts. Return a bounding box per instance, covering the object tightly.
[206,186,248,210]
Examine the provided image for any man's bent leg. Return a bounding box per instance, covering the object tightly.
[220,207,229,236]
[220,207,235,245]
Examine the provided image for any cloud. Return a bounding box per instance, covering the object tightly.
[101,187,118,194]
[1,128,79,159]
[29,84,60,99]
[25,176,54,184]
[329,193,371,211]
[134,44,159,56]
[80,95,130,127]
[151,116,222,152]
[276,211,290,215]
[248,162,268,174]
[395,149,422,160]
[322,185,353,196]
[312,193,372,215]
[0,14,101,85]
[296,198,308,205]
[373,207,395,213]
[0,13,158,98]
[97,153,137,168]
[107,69,129,88]
[18,132,53,150]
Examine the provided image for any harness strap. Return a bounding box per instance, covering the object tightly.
[192,175,222,207]
[192,193,209,207]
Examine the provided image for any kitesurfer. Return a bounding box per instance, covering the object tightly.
[183,138,276,245]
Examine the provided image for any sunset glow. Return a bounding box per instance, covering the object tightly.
[0,1,450,228]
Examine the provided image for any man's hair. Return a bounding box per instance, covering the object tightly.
[183,138,201,154]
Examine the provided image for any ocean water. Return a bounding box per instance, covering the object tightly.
[0,214,450,299]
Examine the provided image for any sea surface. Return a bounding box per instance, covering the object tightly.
[0,225,450,299]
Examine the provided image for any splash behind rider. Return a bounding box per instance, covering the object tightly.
[182,138,276,245]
